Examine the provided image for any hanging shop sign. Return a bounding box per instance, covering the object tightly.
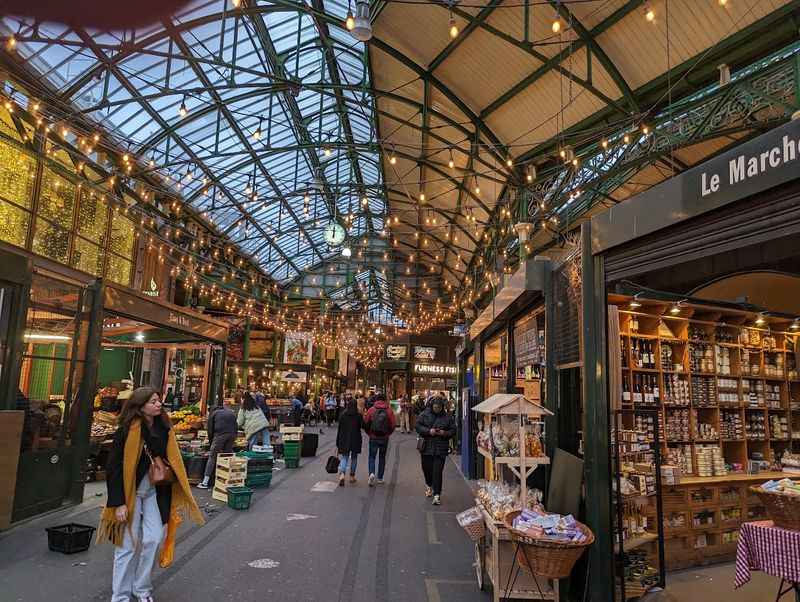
[592,118,800,254]
[414,364,457,375]
[283,332,312,365]
[104,285,227,342]
[413,346,437,361]
[280,370,308,383]
[385,344,408,360]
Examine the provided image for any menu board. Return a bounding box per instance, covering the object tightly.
[515,312,544,369]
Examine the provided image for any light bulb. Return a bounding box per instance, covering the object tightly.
[552,19,561,33]
[449,15,459,39]
[419,192,426,202]
[645,6,655,22]
[506,157,513,167]
[601,139,609,149]
[178,97,188,118]
[345,10,355,30]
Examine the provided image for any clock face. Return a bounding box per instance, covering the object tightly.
[324,221,346,246]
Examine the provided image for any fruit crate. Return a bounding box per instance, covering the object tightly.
[226,486,254,510]
[46,524,96,554]
[246,472,273,488]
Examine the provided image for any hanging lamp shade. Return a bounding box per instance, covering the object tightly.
[350,0,372,42]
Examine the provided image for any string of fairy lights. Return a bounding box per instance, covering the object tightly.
[0,0,742,352]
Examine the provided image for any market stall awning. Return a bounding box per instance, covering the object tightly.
[472,393,552,417]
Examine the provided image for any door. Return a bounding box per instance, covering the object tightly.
[12,272,98,521]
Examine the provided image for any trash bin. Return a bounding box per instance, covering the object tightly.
[301,433,318,457]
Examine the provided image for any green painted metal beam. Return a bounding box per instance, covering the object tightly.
[428,0,504,73]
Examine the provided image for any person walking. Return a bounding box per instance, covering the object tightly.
[238,392,270,450]
[363,393,396,486]
[197,399,237,489]
[100,387,204,602]
[324,392,337,427]
[399,393,412,434]
[415,395,456,506]
[335,398,363,486]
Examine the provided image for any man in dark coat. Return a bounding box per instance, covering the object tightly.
[335,399,363,485]
[415,395,456,505]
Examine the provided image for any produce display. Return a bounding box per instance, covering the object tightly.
[90,410,119,439]
[170,404,203,433]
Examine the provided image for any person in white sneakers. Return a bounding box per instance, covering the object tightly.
[335,399,363,485]
[415,396,456,505]
[363,393,396,486]
[197,399,237,489]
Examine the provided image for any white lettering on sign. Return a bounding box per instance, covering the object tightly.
[703,134,799,197]
[414,364,457,375]
[168,312,190,328]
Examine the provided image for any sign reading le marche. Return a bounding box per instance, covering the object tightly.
[699,120,800,200]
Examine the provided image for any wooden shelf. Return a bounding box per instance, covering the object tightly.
[477,446,549,466]
[623,532,658,552]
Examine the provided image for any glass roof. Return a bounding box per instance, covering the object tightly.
[3,0,387,283]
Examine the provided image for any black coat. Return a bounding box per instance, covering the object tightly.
[415,408,456,456]
[336,410,364,454]
[106,419,173,525]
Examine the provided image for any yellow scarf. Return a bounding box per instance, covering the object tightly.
[97,418,205,567]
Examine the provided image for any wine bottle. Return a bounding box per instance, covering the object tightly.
[623,379,631,402]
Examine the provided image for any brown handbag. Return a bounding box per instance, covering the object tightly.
[144,444,174,486]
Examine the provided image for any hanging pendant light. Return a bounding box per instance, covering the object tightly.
[350,0,372,42]
[345,1,356,31]
[448,149,455,169]
[178,95,188,118]
[448,12,459,39]
[252,117,263,141]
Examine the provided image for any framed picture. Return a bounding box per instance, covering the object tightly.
[413,346,436,361]
[284,332,312,364]
[385,344,408,360]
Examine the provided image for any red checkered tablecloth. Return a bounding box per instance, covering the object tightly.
[735,521,800,588]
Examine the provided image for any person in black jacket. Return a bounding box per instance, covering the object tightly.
[415,395,456,506]
[335,399,363,486]
[197,399,238,489]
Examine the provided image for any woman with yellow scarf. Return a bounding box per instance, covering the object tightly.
[97,387,204,602]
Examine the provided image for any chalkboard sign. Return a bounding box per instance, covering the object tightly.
[515,311,545,368]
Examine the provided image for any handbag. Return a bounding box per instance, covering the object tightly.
[325,455,340,474]
[144,444,174,486]
[416,437,426,452]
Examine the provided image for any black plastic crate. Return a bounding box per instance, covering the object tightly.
[46,523,96,554]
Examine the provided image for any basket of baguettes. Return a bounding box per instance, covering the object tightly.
[504,508,594,579]
[751,478,800,531]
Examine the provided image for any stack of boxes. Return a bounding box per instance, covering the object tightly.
[212,453,248,503]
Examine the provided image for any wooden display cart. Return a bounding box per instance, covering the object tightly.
[473,393,556,601]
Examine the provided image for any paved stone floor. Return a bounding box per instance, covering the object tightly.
[3,431,795,602]
[1,431,486,602]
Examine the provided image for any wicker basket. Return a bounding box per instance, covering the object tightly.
[504,510,594,579]
[456,507,486,541]
[750,486,800,531]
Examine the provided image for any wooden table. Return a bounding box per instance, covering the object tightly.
[475,504,558,602]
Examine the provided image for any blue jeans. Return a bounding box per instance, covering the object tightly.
[248,428,269,450]
[368,439,388,479]
[339,452,358,475]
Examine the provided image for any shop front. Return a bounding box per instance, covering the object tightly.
[582,117,800,600]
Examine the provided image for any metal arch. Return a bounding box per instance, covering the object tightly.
[70,27,302,276]
[547,0,639,113]
[480,0,645,118]
[162,21,324,265]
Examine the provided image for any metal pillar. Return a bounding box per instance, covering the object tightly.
[580,222,613,601]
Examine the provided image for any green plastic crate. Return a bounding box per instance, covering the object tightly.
[246,473,272,488]
[284,457,300,469]
[226,486,254,510]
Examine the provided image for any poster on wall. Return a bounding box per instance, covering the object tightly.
[385,344,408,360]
[280,370,308,383]
[284,332,312,364]
[413,346,436,361]
[338,348,348,376]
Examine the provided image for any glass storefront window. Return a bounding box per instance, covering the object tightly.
[108,211,135,257]
[483,333,506,398]
[0,199,30,246]
[106,253,133,286]
[0,140,36,208]
[32,218,70,263]
[76,188,108,243]
[71,237,104,276]
[39,168,76,225]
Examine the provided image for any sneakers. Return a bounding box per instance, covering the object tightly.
[425,486,433,498]
[377,478,384,485]
[368,473,376,487]
[196,480,210,489]
[339,474,345,487]
[432,495,441,506]
[349,475,357,483]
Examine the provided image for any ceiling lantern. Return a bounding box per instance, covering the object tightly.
[350,0,372,42]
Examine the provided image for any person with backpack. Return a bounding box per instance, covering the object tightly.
[415,395,456,505]
[335,399,363,486]
[324,392,337,427]
[363,393,396,486]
